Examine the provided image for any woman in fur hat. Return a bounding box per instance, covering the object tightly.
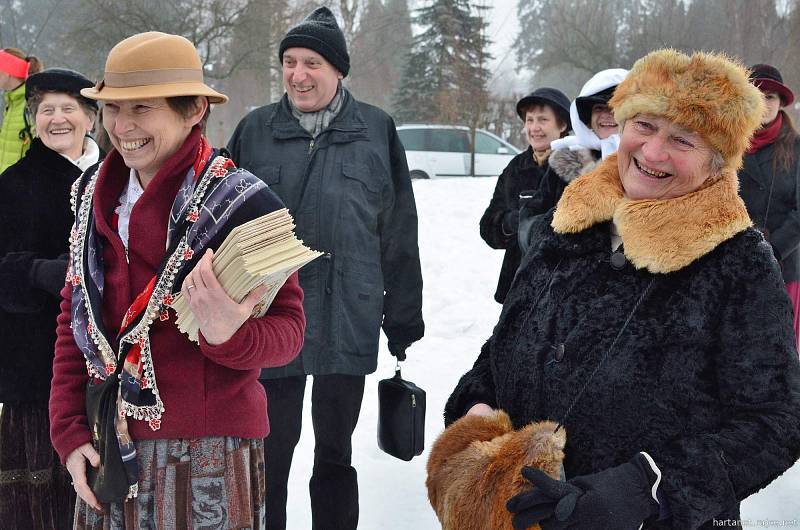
[0,67,101,530]
[738,64,800,352]
[445,50,800,529]
[517,68,628,255]
[48,32,305,529]
[480,88,570,303]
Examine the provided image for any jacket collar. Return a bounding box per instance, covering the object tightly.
[740,146,776,187]
[25,137,83,176]
[268,88,369,143]
[4,82,25,105]
[551,153,752,273]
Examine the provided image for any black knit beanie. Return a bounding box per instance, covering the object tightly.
[279,7,350,77]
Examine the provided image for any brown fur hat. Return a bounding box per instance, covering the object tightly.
[426,411,566,530]
[610,49,765,171]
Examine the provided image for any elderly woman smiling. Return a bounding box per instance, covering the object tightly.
[0,67,100,530]
[445,50,800,529]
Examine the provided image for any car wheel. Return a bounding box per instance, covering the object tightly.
[410,170,430,180]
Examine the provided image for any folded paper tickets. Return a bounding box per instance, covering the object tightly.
[171,208,322,343]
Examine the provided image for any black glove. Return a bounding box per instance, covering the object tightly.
[0,251,45,313]
[506,453,659,530]
[502,210,520,236]
[388,342,410,361]
[30,255,69,296]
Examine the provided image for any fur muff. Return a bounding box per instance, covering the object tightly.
[551,153,752,273]
[610,49,764,171]
[426,410,565,530]
[548,147,599,184]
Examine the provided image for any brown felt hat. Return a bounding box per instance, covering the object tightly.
[81,32,227,104]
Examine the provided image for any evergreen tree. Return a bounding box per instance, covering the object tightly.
[392,0,491,125]
[392,51,438,123]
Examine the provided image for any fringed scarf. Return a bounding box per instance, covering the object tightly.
[67,135,270,498]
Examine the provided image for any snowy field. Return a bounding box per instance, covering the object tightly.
[284,177,800,529]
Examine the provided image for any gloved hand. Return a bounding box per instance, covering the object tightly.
[506,453,659,530]
[30,255,69,296]
[0,251,45,313]
[502,210,520,236]
[388,342,410,362]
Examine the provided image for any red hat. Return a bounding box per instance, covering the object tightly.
[750,64,795,106]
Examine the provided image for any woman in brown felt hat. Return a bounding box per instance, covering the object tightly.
[738,64,800,353]
[48,32,306,529]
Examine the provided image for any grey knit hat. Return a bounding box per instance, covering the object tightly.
[279,7,350,77]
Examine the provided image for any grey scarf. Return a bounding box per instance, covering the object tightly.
[290,84,344,138]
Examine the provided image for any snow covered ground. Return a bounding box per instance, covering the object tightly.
[284,177,800,529]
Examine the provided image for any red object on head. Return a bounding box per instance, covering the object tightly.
[0,50,29,79]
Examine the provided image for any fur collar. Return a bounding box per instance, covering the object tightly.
[549,147,599,183]
[551,153,752,273]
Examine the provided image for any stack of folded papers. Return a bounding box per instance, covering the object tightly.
[171,208,321,342]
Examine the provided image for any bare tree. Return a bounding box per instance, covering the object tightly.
[514,0,798,110]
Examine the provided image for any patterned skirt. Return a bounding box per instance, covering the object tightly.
[0,401,76,530]
[74,437,265,530]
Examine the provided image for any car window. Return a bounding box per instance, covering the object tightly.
[475,131,504,154]
[398,128,428,151]
[429,129,470,153]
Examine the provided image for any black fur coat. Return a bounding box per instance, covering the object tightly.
[479,146,550,303]
[0,138,95,403]
[446,155,800,529]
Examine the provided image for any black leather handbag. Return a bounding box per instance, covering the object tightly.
[377,366,426,461]
[85,366,130,503]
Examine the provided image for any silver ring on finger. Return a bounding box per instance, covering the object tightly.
[187,284,196,290]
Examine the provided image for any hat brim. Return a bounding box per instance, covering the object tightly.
[516,96,570,124]
[81,81,228,104]
[576,94,614,126]
[753,78,794,106]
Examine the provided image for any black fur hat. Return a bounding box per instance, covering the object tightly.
[25,68,98,110]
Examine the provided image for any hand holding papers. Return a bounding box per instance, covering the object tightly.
[171,208,321,343]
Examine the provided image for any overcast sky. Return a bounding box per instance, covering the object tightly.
[484,0,521,86]
[482,0,528,95]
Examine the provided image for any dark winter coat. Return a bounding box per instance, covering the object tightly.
[479,146,549,303]
[738,137,800,282]
[517,147,600,255]
[227,89,424,377]
[446,155,800,530]
[0,138,97,403]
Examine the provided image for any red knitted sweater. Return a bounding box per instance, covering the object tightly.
[49,131,305,464]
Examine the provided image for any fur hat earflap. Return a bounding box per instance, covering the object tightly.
[610,49,765,171]
[426,410,566,530]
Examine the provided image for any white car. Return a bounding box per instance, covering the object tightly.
[397,124,521,179]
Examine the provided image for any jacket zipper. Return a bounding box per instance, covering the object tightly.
[308,139,315,155]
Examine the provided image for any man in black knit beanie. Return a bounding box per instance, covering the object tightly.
[227,6,424,530]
